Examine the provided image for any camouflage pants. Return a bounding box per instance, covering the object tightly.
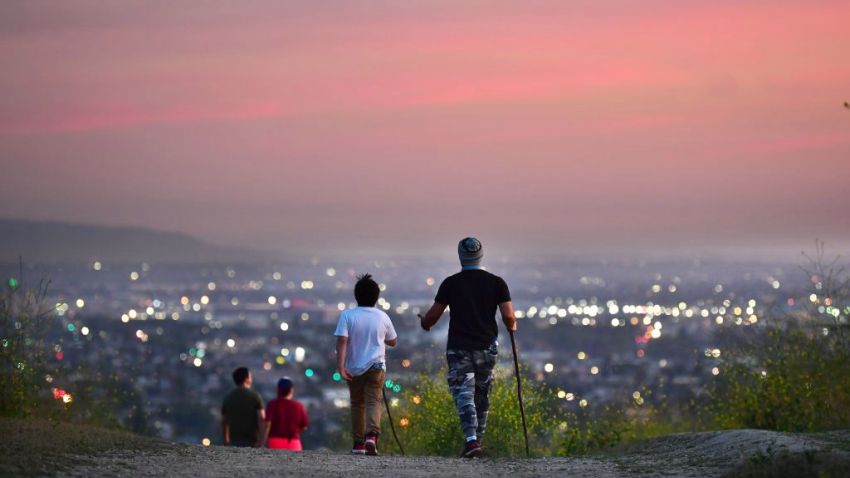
[446,343,498,440]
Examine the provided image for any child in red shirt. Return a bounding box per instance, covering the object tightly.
[264,377,309,450]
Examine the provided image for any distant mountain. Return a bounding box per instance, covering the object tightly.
[0,219,263,264]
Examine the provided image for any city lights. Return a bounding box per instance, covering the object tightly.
[15,255,822,451]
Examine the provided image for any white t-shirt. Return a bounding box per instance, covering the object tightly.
[334,306,398,377]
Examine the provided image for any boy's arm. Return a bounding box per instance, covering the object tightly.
[336,336,353,381]
[385,317,398,347]
[417,302,447,331]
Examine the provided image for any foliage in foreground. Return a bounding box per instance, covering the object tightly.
[0,277,59,418]
[378,368,686,457]
[709,245,850,432]
[708,324,850,433]
[0,275,146,430]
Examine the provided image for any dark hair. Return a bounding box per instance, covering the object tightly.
[354,273,380,307]
[277,377,293,398]
[232,367,250,386]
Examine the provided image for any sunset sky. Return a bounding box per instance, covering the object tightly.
[1,0,848,257]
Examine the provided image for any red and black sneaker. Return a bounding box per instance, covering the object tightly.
[461,440,483,458]
[351,442,366,455]
[364,434,379,456]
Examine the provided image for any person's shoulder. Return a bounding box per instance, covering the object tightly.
[482,269,506,282]
[441,272,462,285]
[222,388,235,404]
[345,306,371,319]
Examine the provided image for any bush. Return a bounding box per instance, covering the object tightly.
[708,244,850,432]
[382,367,687,457]
[387,368,564,457]
[709,324,850,432]
[0,274,141,429]
[0,276,62,417]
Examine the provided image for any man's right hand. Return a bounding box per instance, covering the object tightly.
[417,313,431,332]
[499,301,518,332]
[340,368,353,382]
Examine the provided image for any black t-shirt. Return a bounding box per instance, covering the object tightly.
[222,387,264,444]
[434,269,511,350]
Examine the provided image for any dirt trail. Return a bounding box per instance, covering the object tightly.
[59,429,850,478]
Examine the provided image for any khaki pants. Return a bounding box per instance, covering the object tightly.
[348,368,385,443]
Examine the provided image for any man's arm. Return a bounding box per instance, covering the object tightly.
[221,417,230,446]
[336,336,353,381]
[498,301,517,332]
[417,302,447,331]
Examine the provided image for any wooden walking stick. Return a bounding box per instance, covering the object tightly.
[509,329,530,457]
[383,384,405,455]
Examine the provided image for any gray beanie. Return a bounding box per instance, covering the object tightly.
[458,237,483,267]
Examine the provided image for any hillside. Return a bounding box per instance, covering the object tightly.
[2,418,849,477]
[0,219,262,263]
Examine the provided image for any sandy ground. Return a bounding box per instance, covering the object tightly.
[59,429,850,478]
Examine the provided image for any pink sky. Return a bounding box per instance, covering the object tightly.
[1,0,848,257]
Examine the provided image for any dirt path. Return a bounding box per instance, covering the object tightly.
[63,448,618,478]
[3,419,847,477]
[58,429,850,478]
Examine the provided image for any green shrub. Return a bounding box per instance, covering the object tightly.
[708,324,850,432]
[0,275,139,429]
[0,277,62,417]
[386,368,564,457]
[381,368,687,457]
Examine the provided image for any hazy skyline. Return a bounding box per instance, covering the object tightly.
[1,1,849,257]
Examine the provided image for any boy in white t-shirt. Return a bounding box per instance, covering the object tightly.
[334,274,398,456]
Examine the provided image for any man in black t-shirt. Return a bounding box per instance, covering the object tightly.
[418,237,517,458]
